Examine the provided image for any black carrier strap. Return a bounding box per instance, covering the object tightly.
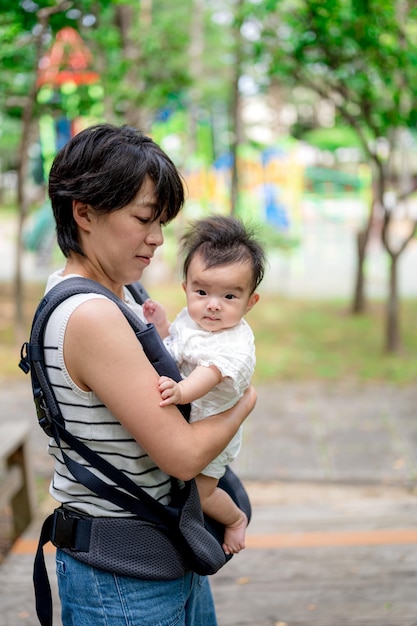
[19,277,189,438]
[19,277,191,520]
[18,277,251,626]
[125,280,151,303]
[18,278,191,626]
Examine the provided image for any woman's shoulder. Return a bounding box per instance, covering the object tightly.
[45,269,79,293]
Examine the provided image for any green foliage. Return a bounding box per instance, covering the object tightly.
[87,0,193,117]
[301,126,365,152]
[256,222,300,251]
[0,0,194,128]
[255,0,417,146]
[0,0,255,157]
[0,117,21,170]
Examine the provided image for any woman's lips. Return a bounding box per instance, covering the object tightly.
[137,255,151,266]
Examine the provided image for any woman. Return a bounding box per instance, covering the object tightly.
[43,123,256,625]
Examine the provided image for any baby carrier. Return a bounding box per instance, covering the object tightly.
[19,277,251,626]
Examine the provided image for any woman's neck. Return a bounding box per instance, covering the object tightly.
[62,257,124,299]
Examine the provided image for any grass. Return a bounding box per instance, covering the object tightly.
[248,295,417,384]
[2,280,417,385]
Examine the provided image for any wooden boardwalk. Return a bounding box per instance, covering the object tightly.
[2,381,417,625]
[1,481,417,626]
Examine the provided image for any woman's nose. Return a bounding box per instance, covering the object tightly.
[147,223,164,247]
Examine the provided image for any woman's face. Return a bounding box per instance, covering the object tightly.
[86,177,167,286]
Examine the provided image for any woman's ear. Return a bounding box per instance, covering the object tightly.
[72,200,92,231]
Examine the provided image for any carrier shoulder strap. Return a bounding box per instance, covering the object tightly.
[19,276,188,433]
[18,277,190,522]
[18,278,193,626]
[125,280,150,304]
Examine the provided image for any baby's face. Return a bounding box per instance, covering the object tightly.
[183,253,259,332]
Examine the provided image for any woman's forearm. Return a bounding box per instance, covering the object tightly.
[167,385,257,481]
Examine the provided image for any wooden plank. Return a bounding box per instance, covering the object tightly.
[0,466,23,510]
[0,420,35,539]
[0,422,31,460]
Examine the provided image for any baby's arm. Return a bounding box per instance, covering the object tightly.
[142,298,170,338]
[158,364,223,407]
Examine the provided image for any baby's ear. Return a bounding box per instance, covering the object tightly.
[246,292,260,313]
[181,281,187,293]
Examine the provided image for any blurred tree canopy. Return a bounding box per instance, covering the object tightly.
[0,0,249,145]
[2,0,417,353]
[0,0,249,334]
[254,0,417,351]
[0,1,191,130]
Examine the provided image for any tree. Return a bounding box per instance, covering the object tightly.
[255,0,417,352]
[2,0,285,338]
[1,0,194,339]
[0,0,72,340]
[89,0,192,130]
[229,0,245,214]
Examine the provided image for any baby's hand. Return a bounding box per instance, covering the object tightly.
[158,375,182,406]
[142,298,164,324]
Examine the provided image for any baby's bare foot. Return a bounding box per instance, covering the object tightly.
[222,511,248,555]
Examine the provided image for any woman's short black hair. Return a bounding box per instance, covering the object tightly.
[181,215,266,293]
[48,123,185,257]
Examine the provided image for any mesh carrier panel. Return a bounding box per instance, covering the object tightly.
[62,518,188,580]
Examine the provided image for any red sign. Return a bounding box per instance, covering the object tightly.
[37,27,99,87]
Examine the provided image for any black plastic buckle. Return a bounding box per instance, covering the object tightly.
[51,508,91,552]
[35,394,53,437]
[18,342,30,374]
[51,508,78,549]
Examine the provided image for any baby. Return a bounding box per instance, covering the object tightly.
[143,215,265,554]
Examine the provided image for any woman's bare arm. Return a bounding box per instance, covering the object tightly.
[64,298,256,481]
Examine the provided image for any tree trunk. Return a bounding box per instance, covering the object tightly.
[14,4,67,342]
[115,3,149,129]
[352,229,367,313]
[382,215,417,353]
[351,181,381,314]
[230,76,240,215]
[15,69,40,339]
[187,0,204,157]
[229,0,244,215]
[385,253,400,352]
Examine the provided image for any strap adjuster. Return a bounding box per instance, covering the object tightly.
[51,508,91,551]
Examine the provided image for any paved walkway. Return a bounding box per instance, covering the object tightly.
[2,380,417,625]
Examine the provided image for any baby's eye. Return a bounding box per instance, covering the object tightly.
[225,294,236,300]
[196,289,207,296]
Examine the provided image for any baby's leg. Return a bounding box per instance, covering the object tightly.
[195,473,248,555]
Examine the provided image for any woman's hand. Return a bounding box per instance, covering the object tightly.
[240,384,257,420]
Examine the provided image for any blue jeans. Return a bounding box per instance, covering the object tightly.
[56,549,218,626]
